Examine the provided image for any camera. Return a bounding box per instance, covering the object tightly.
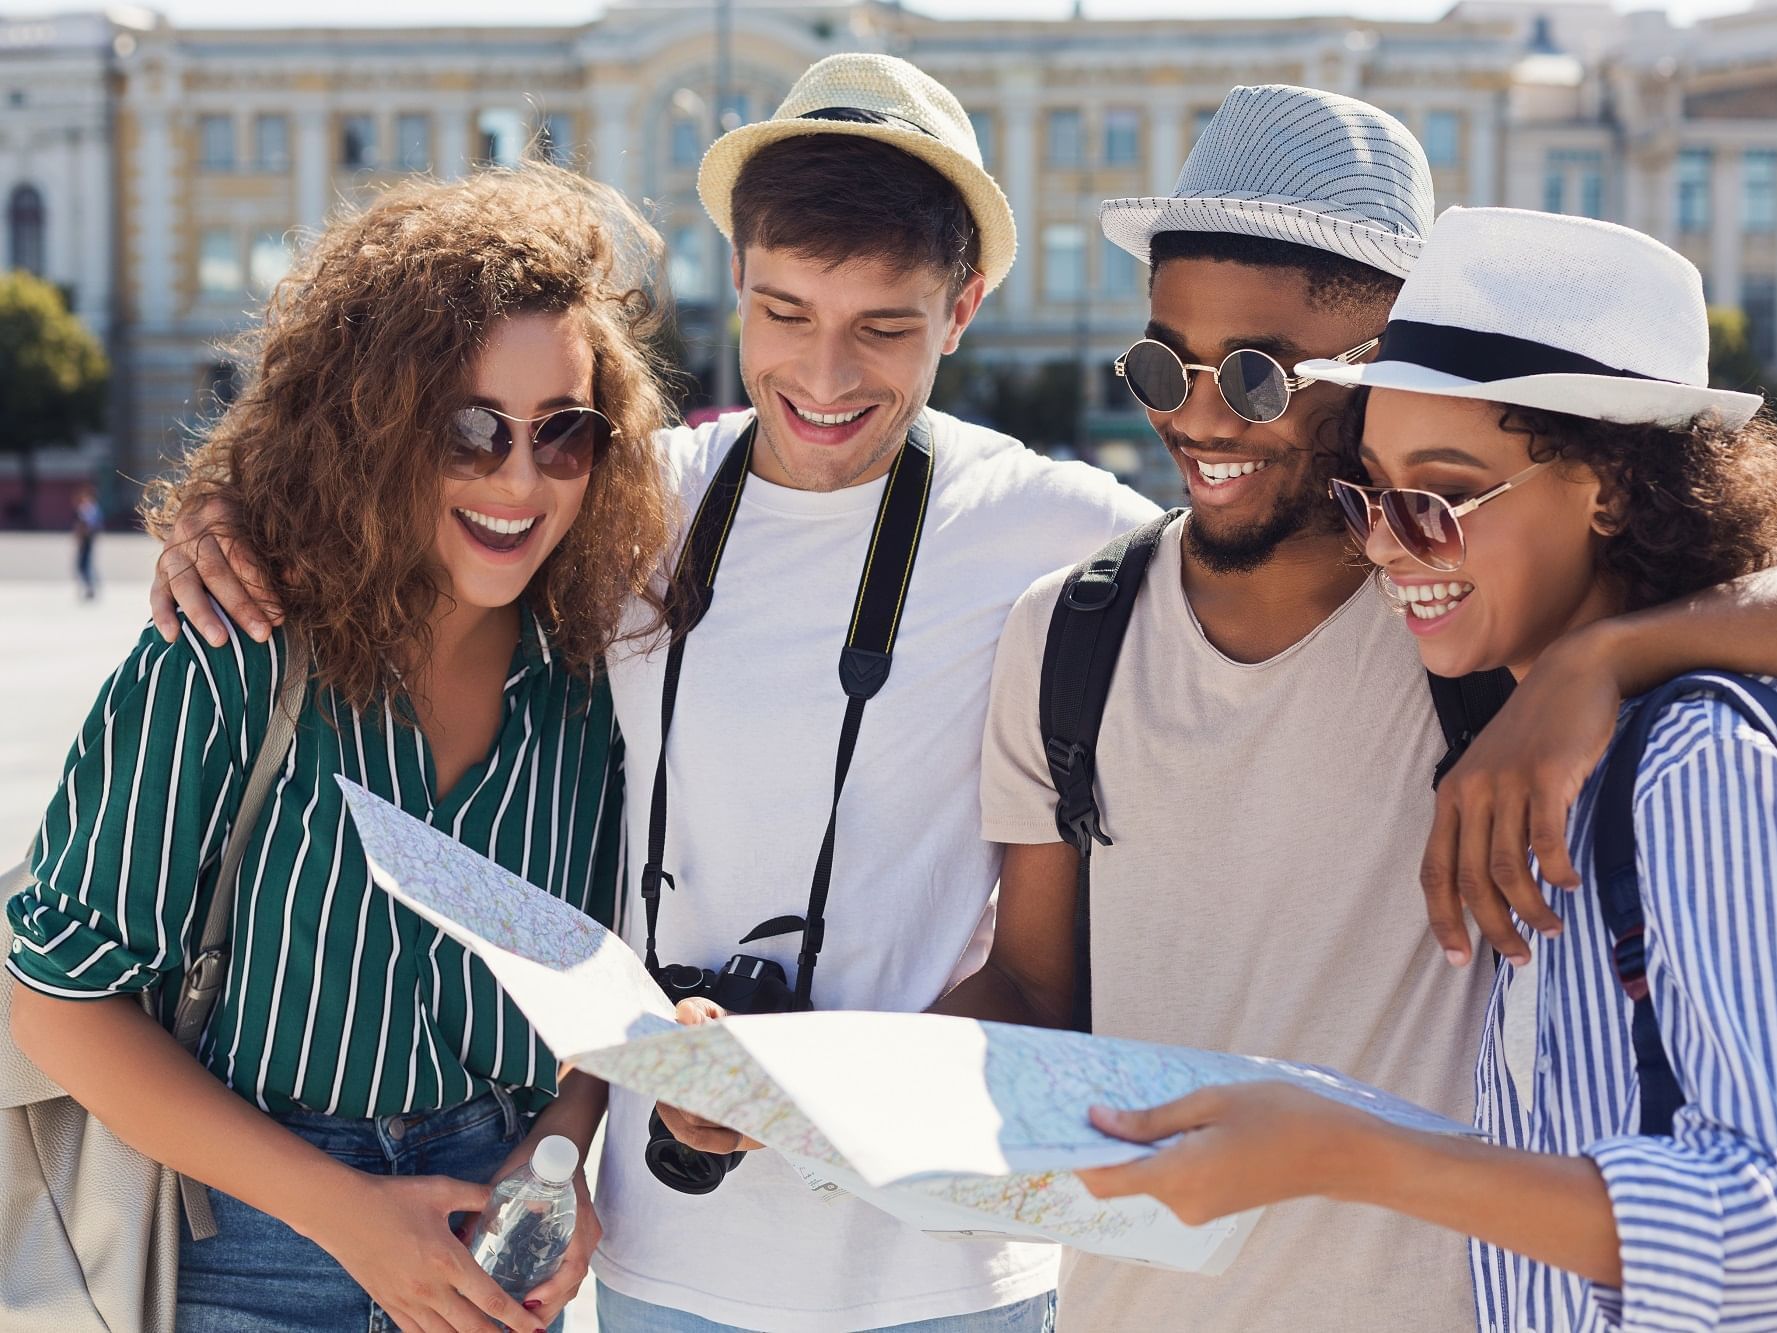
[643,953,797,1195]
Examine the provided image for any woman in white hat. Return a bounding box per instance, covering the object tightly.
[1072,208,1777,1333]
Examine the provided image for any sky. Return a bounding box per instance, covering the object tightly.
[0,0,1756,28]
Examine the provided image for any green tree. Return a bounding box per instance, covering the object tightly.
[0,271,109,525]
[1707,306,1769,396]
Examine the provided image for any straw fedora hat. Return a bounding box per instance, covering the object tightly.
[1296,207,1764,429]
[1101,84,1431,279]
[697,53,1017,293]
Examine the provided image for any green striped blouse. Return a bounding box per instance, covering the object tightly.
[6,611,622,1118]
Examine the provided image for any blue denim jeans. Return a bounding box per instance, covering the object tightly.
[177,1087,556,1332]
[595,1281,1057,1333]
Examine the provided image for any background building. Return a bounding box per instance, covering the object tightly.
[2,0,1773,509]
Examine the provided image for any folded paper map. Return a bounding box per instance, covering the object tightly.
[340,778,1474,1274]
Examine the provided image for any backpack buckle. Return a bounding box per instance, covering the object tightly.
[1063,574,1118,612]
[1045,738,1112,854]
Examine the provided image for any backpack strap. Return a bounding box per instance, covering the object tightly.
[1426,667,1517,790]
[1590,669,1777,1137]
[1038,509,1182,1033]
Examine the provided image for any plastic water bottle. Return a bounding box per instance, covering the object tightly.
[467,1134,580,1300]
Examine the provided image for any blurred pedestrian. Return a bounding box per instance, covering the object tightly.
[71,483,101,600]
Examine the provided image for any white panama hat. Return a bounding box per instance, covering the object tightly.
[1100,84,1431,279]
[697,53,1017,293]
[1296,207,1765,429]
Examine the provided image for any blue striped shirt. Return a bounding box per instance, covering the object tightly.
[1473,681,1777,1332]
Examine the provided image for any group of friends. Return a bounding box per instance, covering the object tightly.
[5,50,1776,1333]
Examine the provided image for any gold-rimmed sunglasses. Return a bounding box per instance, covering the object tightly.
[1114,337,1379,424]
[1329,461,1552,572]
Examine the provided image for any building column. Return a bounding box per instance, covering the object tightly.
[77,122,110,338]
[436,107,469,180]
[1148,102,1181,193]
[1466,95,1499,207]
[1710,148,1743,310]
[593,85,634,198]
[1000,72,1039,321]
[135,101,176,330]
[295,108,329,230]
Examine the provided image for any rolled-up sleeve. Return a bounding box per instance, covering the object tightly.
[1580,720,1777,1332]
[6,625,244,999]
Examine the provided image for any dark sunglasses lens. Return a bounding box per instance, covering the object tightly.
[1218,350,1289,423]
[1330,483,1375,548]
[445,408,508,478]
[1380,490,1464,572]
[533,409,609,479]
[1121,342,1187,413]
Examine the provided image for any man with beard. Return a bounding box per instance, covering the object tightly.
[936,83,1777,1330]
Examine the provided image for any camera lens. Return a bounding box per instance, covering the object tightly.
[644,1109,743,1195]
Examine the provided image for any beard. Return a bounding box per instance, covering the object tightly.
[1183,470,1343,574]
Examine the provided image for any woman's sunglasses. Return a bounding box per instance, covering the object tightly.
[444,405,616,482]
[1329,461,1551,573]
[1114,337,1379,425]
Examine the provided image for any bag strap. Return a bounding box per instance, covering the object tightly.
[1037,509,1180,1033]
[1426,667,1517,790]
[171,632,309,1238]
[641,416,935,1009]
[1590,669,1777,1138]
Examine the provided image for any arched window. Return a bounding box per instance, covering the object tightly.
[7,184,45,275]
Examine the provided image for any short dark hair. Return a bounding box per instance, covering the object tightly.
[1148,230,1401,315]
[730,134,980,296]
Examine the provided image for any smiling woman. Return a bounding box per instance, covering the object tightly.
[7,165,674,1333]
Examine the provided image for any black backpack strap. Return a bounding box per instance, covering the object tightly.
[1427,667,1517,790]
[1590,670,1777,1137]
[1038,508,1182,1033]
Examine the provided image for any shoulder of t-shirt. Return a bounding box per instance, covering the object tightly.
[926,409,1161,535]
[652,411,755,503]
[1630,675,1777,809]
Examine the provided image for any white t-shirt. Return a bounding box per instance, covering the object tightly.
[980,516,1494,1333]
[591,410,1156,1330]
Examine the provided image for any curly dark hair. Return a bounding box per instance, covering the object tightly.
[145,164,676,711]
[1337,389,1777,611]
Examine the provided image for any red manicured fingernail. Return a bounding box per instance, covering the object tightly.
[523,1301,542,1311]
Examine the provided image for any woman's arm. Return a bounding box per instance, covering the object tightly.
[10,988,543,1333]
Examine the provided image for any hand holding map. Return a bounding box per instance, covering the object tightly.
[341,779,1473,1275]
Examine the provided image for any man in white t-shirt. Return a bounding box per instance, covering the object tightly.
[586,56,1157,1332]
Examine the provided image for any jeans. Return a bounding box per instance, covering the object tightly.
[177,1086,557,1332]
[595,1281,1057,1333]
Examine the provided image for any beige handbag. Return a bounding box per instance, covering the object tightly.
[0,640,307,1333]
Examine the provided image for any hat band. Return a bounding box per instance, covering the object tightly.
[1377,319,1657,385]
[798,106,938,140]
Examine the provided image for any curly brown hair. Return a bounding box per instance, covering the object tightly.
[145,165,675,710]
[1337,390,1777,611]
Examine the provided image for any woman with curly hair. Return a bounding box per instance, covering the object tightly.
[6,165,673,1332]
[1073,209,1777,1332]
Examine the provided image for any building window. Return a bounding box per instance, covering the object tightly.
[1192,108,1219,146]
[1102,236,1141,298]
[1676,148,1712,234]
[341,115,378,169]
[1103,109,1141,167]
[1423,111,1462,169]
[667,223,708,302]
[1542,171,1565,215]
[537,114,573,166]
[670,116,700,168]
[1043,223,1086,301]
[967,110,994,171]
[199,114,236,171]
[199,227,242,296]
[7,183,45,275]
[395,114,430,172]
[1544,149,1605,220]
[478,109,526,168]
[725,92,751,128]
[249,231,292,295]
[253,114,289,171]
[1745,276,1776,367]
[1047,109,1083,168]
[1745,151,1777,235]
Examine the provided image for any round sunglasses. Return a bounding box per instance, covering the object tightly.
[444,405,616,482]
[1329,461,1551,572]
[1115,336,1379,425]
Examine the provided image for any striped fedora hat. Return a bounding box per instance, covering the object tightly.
[1101,84,1431,279]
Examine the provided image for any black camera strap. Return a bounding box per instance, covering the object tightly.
[640,414,935,1008]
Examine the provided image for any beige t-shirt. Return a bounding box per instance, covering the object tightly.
[981,516,1492,1332]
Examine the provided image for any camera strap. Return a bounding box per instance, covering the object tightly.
[640,413,935,1008]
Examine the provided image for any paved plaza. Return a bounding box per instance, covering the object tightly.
[0,530,600,1329]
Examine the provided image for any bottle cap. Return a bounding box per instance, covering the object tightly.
[531,1134,580,1186]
